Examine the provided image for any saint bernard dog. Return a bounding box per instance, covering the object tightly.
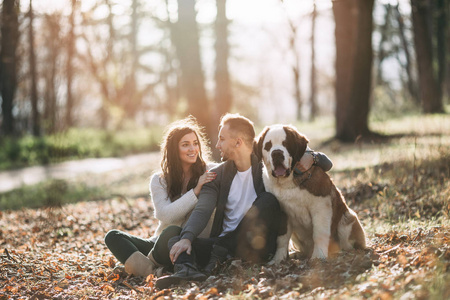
[255,125,366,263]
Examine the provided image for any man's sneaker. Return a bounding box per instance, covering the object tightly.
[203,245,228,275]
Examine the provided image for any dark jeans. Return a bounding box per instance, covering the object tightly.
[104,225,182,267]
[171,192,283,267]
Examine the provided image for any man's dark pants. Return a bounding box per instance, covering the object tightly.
[170,192,284,268]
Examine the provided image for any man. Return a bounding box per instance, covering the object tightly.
[156,114,332,289]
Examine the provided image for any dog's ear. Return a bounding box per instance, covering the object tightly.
[283,126,309,168]
[254,126,270,160]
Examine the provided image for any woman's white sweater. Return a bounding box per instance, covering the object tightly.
[149,163,216,242]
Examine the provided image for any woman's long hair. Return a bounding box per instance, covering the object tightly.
[160,116,211,202]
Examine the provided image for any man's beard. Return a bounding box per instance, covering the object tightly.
[221,155,229,162]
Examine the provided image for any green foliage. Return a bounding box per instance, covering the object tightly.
[0,179,107,211]
[0,127,162,170]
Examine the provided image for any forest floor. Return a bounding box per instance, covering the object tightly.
[1,115,449,299]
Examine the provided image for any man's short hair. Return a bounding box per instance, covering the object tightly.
[219,113,255,147]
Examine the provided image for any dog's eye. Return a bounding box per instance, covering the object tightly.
[264,141,272,152]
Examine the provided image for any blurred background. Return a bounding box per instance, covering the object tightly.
[0,0,448,169]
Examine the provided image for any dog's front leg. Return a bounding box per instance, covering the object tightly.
[268,224,292,265]
[310,200,332,260]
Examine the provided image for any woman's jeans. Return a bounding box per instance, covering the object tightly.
[104,225,182,266]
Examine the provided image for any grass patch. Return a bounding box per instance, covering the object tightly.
[0,179,108,210]
[0,127,163,171]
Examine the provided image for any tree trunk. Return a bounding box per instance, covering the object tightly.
[214,0,231,119]
[436,0,447,94]
[163,0,179,117]
[411,0,443,113]
[309,1,317,122]
[122,0,139,121]
[65,0,76,129]
[29,0,40,136]
[333,0,374,142]
[173,0,210,128]
[1,0,19,136]
[286,18,302,121]
[394,4,420,104]
[376,4,392,86]
[44,14,61,134]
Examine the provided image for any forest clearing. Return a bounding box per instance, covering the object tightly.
[1,115,449,299]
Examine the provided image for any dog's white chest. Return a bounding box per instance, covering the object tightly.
[263,172,315,228]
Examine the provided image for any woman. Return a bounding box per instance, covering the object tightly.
[105,116,217,277]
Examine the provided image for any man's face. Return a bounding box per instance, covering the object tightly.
[216,124,237,162]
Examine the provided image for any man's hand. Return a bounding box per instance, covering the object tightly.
[296,152,314,173]
[169,239,192,264]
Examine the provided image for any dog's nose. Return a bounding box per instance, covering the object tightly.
[271,149,284,161]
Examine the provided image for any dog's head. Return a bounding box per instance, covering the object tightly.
[255,125,309,178]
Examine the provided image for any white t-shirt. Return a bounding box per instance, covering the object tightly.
[220,167,257,236]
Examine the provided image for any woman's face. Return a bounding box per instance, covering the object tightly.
[178,132,200,167]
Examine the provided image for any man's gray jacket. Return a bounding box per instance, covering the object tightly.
[180,153,265,242]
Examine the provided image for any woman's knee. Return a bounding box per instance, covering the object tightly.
[168,235,182,249]
[104,229,121,246]
[161,225,182,237]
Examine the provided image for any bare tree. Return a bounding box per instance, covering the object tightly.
[333,0,375,142]
[394,4,419,104]
[1,0,19,136]
[65,0,77,128]
[43,13,62,134]
[411,0,443,113]
[214,0,231,119]
[376,4,393,86]
[309,0,317,121]
[172,0,210,128]
[435,0,447,97]
[28,0,40,136]
[288,18,302,121]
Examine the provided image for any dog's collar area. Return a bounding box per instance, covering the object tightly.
[293,168,312,185]
[293,166,310,176]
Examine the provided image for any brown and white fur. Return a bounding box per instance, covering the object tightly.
[255,125,366,263]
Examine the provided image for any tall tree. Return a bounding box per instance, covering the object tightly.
[43,13,61,133]
[288,18,302,121]
[394,4,419,104]
[173,0,210,128]
[124,0,139,120]
[65,0,77,128]
[411,0,443,113]
[309,1,317,121]
[333,0,375,142]
[0,0,19,136]
[214,0,231,119]
[376,4,393,86]
[435,0,447,97]
[29,0,40,136]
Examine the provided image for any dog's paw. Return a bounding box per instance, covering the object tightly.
[267,251,287,265]
[267,259,277,266]
[311,248,328,260]
[266,256,285,266]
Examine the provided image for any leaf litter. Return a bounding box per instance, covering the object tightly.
[1,154,449,299]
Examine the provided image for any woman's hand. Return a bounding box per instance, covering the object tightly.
[193,171,217,196]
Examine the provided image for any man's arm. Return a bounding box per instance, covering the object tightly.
[294,147,333,174]
[180,178,219,241]
[170,165,223,263]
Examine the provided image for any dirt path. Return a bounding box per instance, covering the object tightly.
[0,152,160,193]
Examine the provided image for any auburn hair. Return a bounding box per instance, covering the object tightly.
[160,116,211,202]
